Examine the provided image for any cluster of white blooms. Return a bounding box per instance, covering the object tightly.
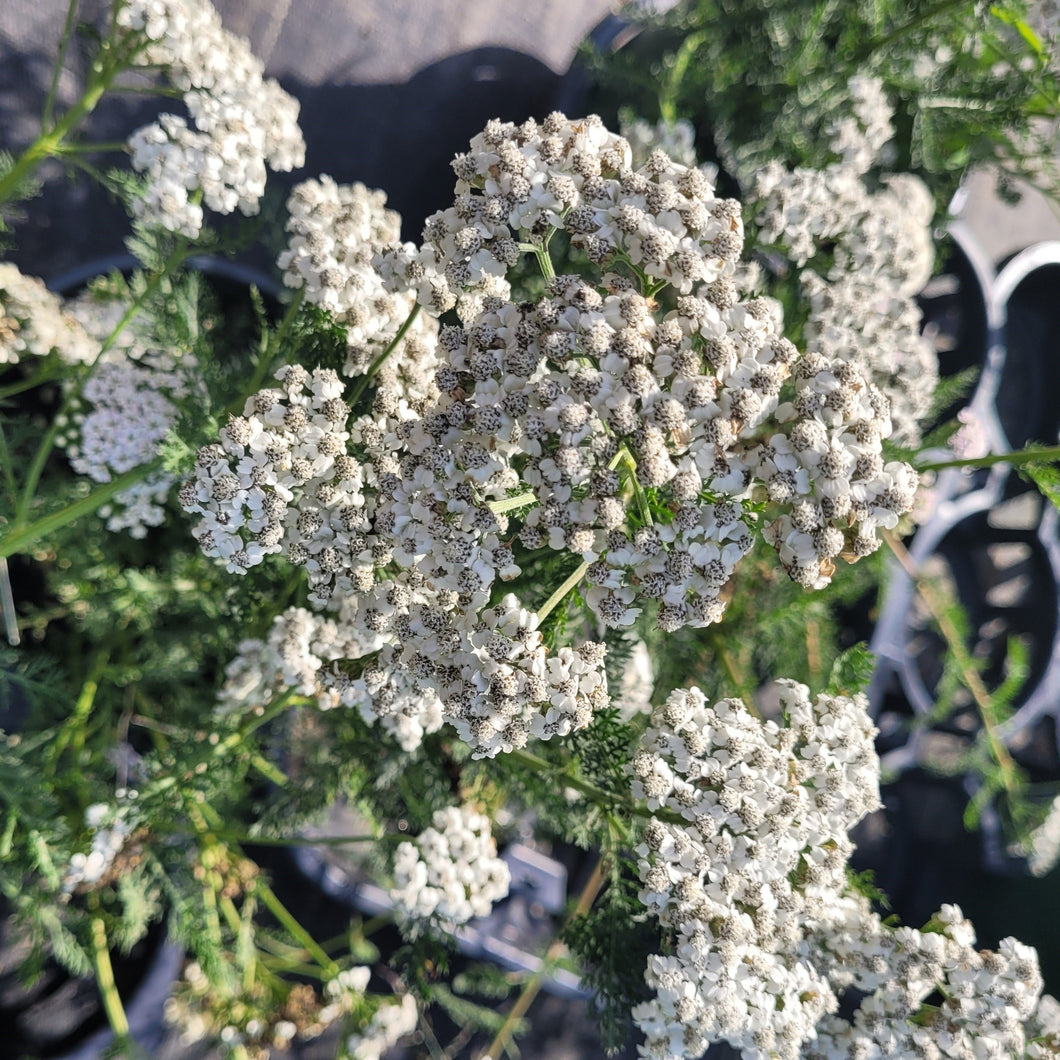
[621,115,700,170]
[184,364,610,757]
[629,681,880,1059]
[58,349,197,536]
[217,604,443,751]
[118,0,304,236]
[399,114,915,612]
[54,290,201,537]
[185,114,920,755]
[806,902,1045,1060]
[344,993,419,1060]
[62,798,134,893]
[397,112,746,319]
[389,805,510,930]
[277,177,440,405]
[629,682,1051,1060]
[826,75,895,175]
[166,960,369,1055]
[180,364,353,576]
[1015,794,1060,878]
[0,263,99,366]
[751,79,938,446]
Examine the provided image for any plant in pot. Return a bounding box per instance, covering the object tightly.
[5,3,1060,1060]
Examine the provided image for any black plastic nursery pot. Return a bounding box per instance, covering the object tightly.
[992,243,1060,451]
[916,219,996,432]
[860,231,1060,1004]
[0,912,183,1060]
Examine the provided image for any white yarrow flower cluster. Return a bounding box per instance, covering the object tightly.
[630,682,1049,1060]
[217,604,444,752]
[751,78,938,446]
[389,805,510,930]
[0,263,99,366]
[344,994,419,1060]
[180,364,353,577]
[62,798,135,893]
[58,350,197,537]
[806,903,1045,1060]
[188,114,916,756]
[118,0,305,236]
[630,681,881,1059]
[53,290,205,537]
[278,177,440,406]
[397,113,916,620]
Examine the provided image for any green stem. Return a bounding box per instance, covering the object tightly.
[916,444,1060,472]
[0,31,138,207]
[487,490,537,515]
[347,302,422,409]
[49,649,109,767]
[1,459,163,558]
[255,879,339,978]
[534,561,589,625]
[90,916,132,1045]
[249,752,289,788]
[53,140,130,156]
[659,30,707,125]
[534,245,556,283]
[0,556,16,646]
[226,286,306,415]
[884,531,1023,797]
[41,0,82,129]
[481,857,607,1060]
[519,228,558,283]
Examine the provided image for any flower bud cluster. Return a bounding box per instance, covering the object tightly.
[118,0,304,236]
[188,115,920,756]
[53,291,203,537]
[749,79,937,447]
[184,362,608,756]
[277,177,440,406]
[389,805,510,930]
[57,349,197,537]
[0,263,99,366]
[630,681,880,1059]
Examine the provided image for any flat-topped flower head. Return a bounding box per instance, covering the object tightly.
[390,805,510,931]
[119,0,304,236]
